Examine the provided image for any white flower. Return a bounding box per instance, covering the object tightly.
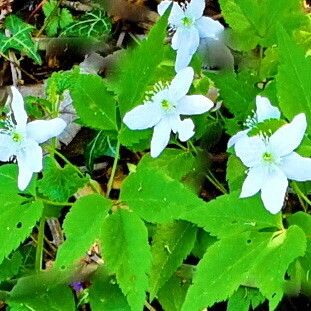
[0,87,67,190]
[158,0,224,72]
[228,96,281,148]
[123,67,213,157]
[235,113,311,214]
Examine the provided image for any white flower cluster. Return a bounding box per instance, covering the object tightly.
[0,87,66,190]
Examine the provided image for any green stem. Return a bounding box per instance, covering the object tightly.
[35,217,46,272]
[39,198,74,206]
[188,140,198,155]
[172,140,188,152]
[205,171,228,194]
[293,182,311,210]
[106,140,121,198]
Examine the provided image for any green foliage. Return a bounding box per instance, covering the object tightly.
[219,0,305,51]
[101,209,151,311]
[226,155,245,192]
[89,267,130,311]
[55,194,111,268]
[276,26,311,134]
[149,221,197,299]
[182,225,306,311]
[38,156,89,202]
[43,0,74,37]
[61,10,112,38]
[0,15,41,64]
[0,251,22,282]
[70,74,118,131]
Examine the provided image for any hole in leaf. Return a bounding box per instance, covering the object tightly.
[60,265,67,271]
[231,220,238,224]
[16,222,22,229]
[246,239,252,244]
[284,272,291,281]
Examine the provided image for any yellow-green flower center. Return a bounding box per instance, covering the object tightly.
[161,99,172,111]
[182,16,193,27]
[12,132,23,142]
[263,152,273,163]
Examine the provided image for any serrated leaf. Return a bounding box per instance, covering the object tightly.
[0,196,43,265]
[120,168,206,223]
[61,10,111,38]
[182,225,306,311]
[0,251,22,282]
[70,74,118,131]
[101,209,151,311]
[181,192,282,238]
[276,26,311,135]
[149,221,197,299]
[55,194,111,268]
[0,15,41,64]
[38,156,89,202]
[226,155,246,192]
[89,266,131,311]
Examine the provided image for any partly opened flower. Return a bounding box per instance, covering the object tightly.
[158,0,224,72]
[228,96,281,148]
[123,67,213,157]
[0,87,67,190]
[235,113,311,214]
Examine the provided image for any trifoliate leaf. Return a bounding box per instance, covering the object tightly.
[182,225,306,311]
[0,196,43,265]
[70,74,118,131]
[89,266,130,311]
[149,221,197,299]
[38,156,89,202]
[101,209,151,311]
[55,194,111,269]
[0,15,41,64]
[276,26,311,135]
[120,168,207,223]
[182,192,283,238]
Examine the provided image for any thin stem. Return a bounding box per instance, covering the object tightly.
[35,217,46,272]
[293,182,311,210]
[38,198,74,206]
[188,140,198,155]
[106,140,121,198]
[172,140,188,152]
[205,171,227,194]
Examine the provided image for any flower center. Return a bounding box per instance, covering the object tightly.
[182,16,193,27]
[12,131,23,143]
[262,152,274,163]
[161,99,175,112]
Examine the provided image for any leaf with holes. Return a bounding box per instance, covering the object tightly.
[149,221,197,300]
[55,194,111,268]
[0,15,41,64]
[101,209,151,311]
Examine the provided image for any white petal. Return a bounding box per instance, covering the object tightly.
[195,16,224,39]
[17,140,43,173]
[157,0,172,16]
[281,152,311,182]
[17,163,34,191]
[169,67,194,100]
[269,113,307,157]
[10,86,27,127]
[158,1,184,26]
[255,96,281,122]
[123,103,162,130]
[235,136,266,168]
[26,118,67,144]
[150,119,172,157]
[227,129,250,149]
[177,95,213,115]
[186,0,205,20]
[261,167,288,214]
[175,49,194,72]
[176,118,195,141]
[0,134,14,161]
[240,165,266,198]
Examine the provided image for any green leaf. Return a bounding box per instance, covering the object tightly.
[182,192,282,238]
[226,155,246,192]
[70,74,118,131]
[8,269,75,311]
[38,156,89,202]
[276,26,311,134]
[149,221,197,299]
[120,168,207,223]
[55,194,111,268]
[0,15,41,64]
[89,266,131,311]
[0,251,22,282]
[157,273,191,311]
[182,225,306,311]
[101,209,151,311]
[0,197,43,265]
[61,10,112,38]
